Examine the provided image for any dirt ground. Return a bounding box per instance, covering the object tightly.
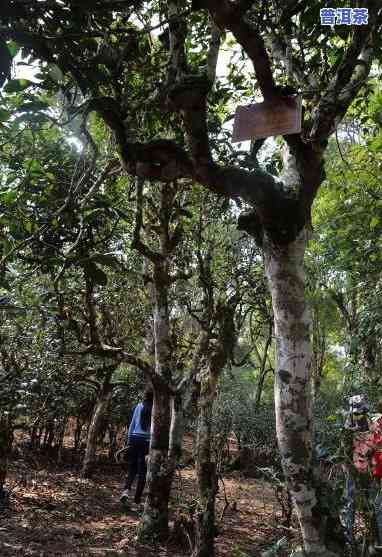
[1,454,296,557]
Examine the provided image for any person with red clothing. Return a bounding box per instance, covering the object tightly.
[342,395,382,555]
[369,414,382,481]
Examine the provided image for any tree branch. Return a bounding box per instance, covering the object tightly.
[118,135,288,233]
[204,0,278,100]
[120,351,154,378]
[131,177,163,263]
[265,30,317,97]
[85,278,101,346]
[121,139,194,182]
[206,21,223,83]
[168,0,189,80]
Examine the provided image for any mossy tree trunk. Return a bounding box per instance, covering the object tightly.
[193,304,235,557]
[193,366,218,557]
[137,184,181,541]
[140,377,172,540]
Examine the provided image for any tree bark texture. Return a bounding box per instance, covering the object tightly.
[56,417,67,464]
[139,261,174,541]
[139,378,172,541]
[81,374,112,478]
[169,335,208,469]
[73,418,84,452]
[193,365,219,557]
[0,430,9,493]
[169,391,184,465]
[264,229,336,557]
[193,306,234,557]
[0,416,12,500]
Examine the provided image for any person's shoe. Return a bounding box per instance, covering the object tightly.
[120,489,130,508]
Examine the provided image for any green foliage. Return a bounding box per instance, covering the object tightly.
[308,98,382,388]
[214,368,276,452]
[0,6,380,554]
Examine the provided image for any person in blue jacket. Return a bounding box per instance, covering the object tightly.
[120,389,153,508]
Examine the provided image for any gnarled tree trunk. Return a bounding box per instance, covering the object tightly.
[193,305,235,557]
[169,334,209,469]
[81,373,113,478]
[193,366,218,557]
[264,229,337,557]
[140,377,172,540]
[139,260,174,541]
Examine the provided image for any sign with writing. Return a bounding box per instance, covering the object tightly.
[232,96,302,142]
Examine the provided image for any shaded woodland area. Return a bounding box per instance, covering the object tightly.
[0,1,382,556]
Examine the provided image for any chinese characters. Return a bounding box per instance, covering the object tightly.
[320,7,368,25]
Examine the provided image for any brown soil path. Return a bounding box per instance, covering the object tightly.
[1,461,294,557]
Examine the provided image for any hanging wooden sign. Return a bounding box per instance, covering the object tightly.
[232,95,302,142]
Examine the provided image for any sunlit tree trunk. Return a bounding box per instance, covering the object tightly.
[81,373,113,478]
[264,229,337,557]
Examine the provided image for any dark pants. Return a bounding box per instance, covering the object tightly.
[124,436,149,503]
[342,475,382,547]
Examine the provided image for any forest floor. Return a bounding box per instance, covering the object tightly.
[1,448,297,557]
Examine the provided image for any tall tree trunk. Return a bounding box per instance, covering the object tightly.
[55,417,67,464]
[193,308,234,557]
[264,229,337,557]
[139,262,173,541]
[30,420,40,450]
[139,377,172,540]
[81,374,113,478]
[43,420,55,450]
[0,417,12,495]
[193,366,218,557]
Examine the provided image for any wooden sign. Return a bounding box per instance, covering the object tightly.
[232,96,302,142]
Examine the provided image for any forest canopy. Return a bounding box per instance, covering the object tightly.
[0,2,381,557]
